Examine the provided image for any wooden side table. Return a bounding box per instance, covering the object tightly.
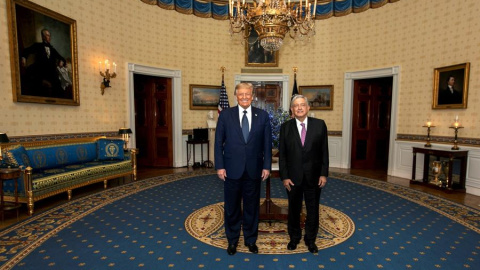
[186,139,210,167]
[0,168,22,221]
[411,147,468,192]
[259,164,305,228]
[259,170,289,222]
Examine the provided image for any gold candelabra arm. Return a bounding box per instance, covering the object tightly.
[100,69,117,95]
[449,126,464,150]
[422,125,435,148]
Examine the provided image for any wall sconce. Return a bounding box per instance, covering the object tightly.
[118,128,132,151]
[99,59,116,95]
[0,133,10,162]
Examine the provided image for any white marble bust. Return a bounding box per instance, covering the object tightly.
[207,110,217,128]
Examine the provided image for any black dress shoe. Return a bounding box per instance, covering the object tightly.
[287,241,298,250]
[227,244,237,255]
[245,243,258,254]
[307,243,318,253]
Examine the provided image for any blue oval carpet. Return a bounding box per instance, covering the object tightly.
[0,170,478,269]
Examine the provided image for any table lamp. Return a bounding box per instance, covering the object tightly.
[118,128,132,150]
[0,133,9,162]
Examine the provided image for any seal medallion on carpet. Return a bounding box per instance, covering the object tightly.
[185,199,355,254]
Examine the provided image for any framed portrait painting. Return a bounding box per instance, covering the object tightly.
[245,27,279,67]
[432,63,469,109]
[7,0,79,105]
[299,85,334,110]
[189,84,221,110]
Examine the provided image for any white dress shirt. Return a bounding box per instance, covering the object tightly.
[295,117,308,138]
[238,105,252,131]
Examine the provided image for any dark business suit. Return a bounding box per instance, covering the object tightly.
[215,105,272,246]
[21,42,66,97]
[438,86,463,105]
[279,117,329,245]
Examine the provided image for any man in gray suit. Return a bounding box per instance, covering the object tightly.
[279,94,329,253]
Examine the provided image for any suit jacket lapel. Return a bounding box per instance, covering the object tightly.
[289,119,303,148]
[303,117,316,149]
[248,107,260,142]
[233,106,244,141]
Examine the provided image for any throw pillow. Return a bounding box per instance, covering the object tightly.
[97,138,124,160]
[5,145,31,167]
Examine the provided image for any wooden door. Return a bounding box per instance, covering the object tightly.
[252,83,281,110]
[351,77,392,170]
[134,74,173,167]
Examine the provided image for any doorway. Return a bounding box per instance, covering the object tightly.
[134,74,173,167]
[351,77,393,170]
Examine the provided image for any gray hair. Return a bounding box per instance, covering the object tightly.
[234,82,254,95]
[290,94,309,107]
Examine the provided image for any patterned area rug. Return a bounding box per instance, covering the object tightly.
[0,170,479,270]
[185,200,355,254]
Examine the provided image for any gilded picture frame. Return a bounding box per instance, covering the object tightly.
[245,27,279,67]
[432,63,469,109]
[299,85,334,110]
[189,84,221,110]
[7,0,80,106]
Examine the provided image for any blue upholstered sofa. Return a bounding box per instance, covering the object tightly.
[2,137,137,215]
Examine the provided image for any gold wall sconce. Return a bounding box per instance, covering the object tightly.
[99,60,116,95]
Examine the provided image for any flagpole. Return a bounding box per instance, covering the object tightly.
[220,66,226,81]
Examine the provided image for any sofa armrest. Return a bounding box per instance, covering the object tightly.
[24,166,33,193]
[130,148,138,181]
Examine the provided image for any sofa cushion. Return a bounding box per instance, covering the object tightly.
[27,142,97,170]
[97,138,124,160]
[31,159,132,197]
[5,145,31,167]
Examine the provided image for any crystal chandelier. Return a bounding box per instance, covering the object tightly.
[229,0,317,52]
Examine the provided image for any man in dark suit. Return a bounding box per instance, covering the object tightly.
[279,94,329,254]
[215,82,272,255]
[20,29,67,98]
[438,75,463,105]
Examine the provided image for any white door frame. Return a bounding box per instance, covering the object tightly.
[127,63,183,167]
[341,66,400,175]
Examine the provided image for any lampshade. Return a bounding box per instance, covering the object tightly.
[0,133,9,143]
[118,128,132,135]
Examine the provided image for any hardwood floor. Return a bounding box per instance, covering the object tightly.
[1,166,479,230]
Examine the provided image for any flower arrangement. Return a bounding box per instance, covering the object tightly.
[266,107,291,149]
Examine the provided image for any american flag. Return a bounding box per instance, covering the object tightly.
[291,74,299,98]
[218,79,229,114]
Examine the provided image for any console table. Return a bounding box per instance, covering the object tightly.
[410,147,468,192]
[186,139,210,167]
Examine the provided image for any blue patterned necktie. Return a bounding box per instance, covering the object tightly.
[242,110,249,143]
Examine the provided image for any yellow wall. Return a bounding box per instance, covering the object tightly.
[0,0,243,135]
[279,0,480,137]
[1,0,479,139]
